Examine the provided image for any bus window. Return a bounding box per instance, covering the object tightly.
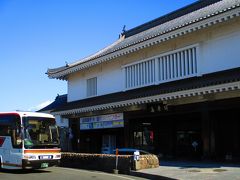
[12,121,22,147]
[0,114,22,148]
[0,125,10,136]
[23,117,60,149]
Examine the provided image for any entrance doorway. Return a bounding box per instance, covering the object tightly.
[176,131,202,159]
[69,118,79,152]
[101,135,116,154]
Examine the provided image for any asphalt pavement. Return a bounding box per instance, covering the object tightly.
[1,161,240,180]
[0,167,146,180]
[132,161,240,180]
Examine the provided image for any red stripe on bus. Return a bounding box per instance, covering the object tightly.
[24,149,61,154]
[0,113,20,116]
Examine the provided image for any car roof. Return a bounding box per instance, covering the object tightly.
[114,148,150,154]
[114,148,139,151]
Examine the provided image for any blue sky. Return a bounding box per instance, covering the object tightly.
[0,0,196,112]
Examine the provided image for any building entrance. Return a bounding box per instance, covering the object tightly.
[176,131,202,159]
[101,135,116,154]
[69,118,80,152]
[128,111,203,159]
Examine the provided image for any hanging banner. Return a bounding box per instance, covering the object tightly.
[80,113,124,130]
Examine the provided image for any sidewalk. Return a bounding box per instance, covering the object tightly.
[130,161,240,180]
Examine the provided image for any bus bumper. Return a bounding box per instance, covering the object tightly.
[22,159,60,169]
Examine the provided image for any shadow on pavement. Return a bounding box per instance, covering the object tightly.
[130,170,177,180]
[0,169,51,174]
[160,160,240,169]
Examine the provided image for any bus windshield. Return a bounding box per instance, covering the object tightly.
[23,117,60,149]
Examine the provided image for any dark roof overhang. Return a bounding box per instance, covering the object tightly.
[53,67,240,114]
[38,94,67,112]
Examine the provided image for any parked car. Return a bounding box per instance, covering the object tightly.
[113,148,151,155]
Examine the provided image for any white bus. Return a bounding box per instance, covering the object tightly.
[0,112,61,169]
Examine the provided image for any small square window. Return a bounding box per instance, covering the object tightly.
[87,77,97,97]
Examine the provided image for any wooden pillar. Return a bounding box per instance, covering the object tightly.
[201,106,211,159]
[171,119,176,158]
[210,116,216,158]
[123,114,130,147]
[233,113,239,158]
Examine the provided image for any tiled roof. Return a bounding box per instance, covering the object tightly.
[53,67,240,113]
[123,0,222,37]
[38,94,67,112]
[47,0,240,79]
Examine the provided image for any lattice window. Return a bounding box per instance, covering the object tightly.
[125,59,155,89]
[124,45,198,89]
[157,46,198,82]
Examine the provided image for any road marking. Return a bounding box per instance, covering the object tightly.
[93,172,137,180]
[60,167,137,180]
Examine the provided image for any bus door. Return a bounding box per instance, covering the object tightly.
[0,115,22,168]
[0,136,10,166]
[1,136,22,168]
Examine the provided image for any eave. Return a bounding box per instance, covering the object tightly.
[52,68,240,115]
[47,1,240,80]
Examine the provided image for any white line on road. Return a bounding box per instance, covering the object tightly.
[60,167,137,180]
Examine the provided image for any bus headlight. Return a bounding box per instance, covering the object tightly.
[23,155,37,160]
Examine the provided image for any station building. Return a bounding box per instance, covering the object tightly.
[46,0,240,161]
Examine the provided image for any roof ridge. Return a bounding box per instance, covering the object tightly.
[123,0,223,38]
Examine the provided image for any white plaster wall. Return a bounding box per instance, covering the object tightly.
[68,73,86,102]
[67,25,240,102]
[68,60,123,102]
[97,61,123,96]
[199,31,240,75]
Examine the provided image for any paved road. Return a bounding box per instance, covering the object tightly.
[135,161,240,180]
[0,167,146,180]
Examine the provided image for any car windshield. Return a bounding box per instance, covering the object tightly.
[23,117,60,149]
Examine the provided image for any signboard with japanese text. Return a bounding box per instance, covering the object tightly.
[80,113,124,130]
